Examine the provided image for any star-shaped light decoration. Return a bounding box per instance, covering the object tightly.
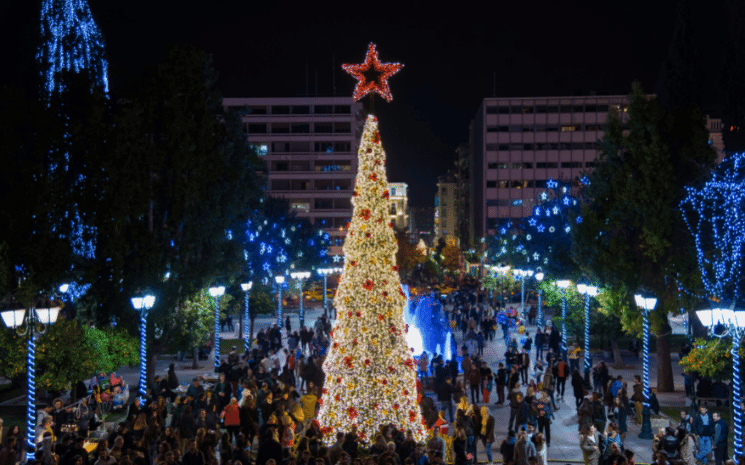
[547,179,558,189]
[343,43,403,102]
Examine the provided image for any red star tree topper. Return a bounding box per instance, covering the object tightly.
[342,43,403,102]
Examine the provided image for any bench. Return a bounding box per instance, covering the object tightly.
[693,396,731,408]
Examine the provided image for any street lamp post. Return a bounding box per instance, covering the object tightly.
[240,282,252,354]
[131,293,156,401]
[696,307,745,460]
[275,276,285,328]
[1,299,60,461]
[209,285,225,371]
[634,293,658,440]
[535,271,545,328]
[291,271,311,327]
[556,280,571,358]
[515,269,533,321]
[318,268,342,319]
[577,283,598,388]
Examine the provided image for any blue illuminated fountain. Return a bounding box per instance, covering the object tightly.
[402,286,454,361]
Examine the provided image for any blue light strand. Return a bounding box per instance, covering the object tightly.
[213,296,221,370]
[322,274,328,316]
[733,337,743,460]
[26,333,36,461]
[680,153,745,300]
[277,284,283,328]
[642,307,650,409]
[537,288,543,329]
[37,0,110,99]
[584,293,591,376]
[243,292,250,355]
[520,277,526,320]
[561,288,567,357]
[138,312,147,401]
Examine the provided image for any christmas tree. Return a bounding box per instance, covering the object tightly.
[317,114,426,443]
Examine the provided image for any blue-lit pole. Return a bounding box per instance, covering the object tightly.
[535,271,544,328]
[695,308,745,459]
[209,286,225,370]
[635,294,657,440]
[292,272,310,328]
[733,339,743,460]
[578,284,597,388]
[520,276,526,320]
[556,280,571,359]
[322,273,328,318]
[2,304,60,461]
[241,282,252,355]
[131,294,155,401]
[275,276,285,328]
[26,330,36,460]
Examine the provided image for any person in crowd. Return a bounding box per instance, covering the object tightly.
[495,363,508,406]
[427,427,446,462]
[514,430,535,465]
[532,433,547,465]
[555,359,568,398]
[579,424,602,465]
[693,405,714,464]
[499,430,516,465]
[571,370,586,410]
[712,411,729,465]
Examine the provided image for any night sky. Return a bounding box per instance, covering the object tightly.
[0,1,730,207]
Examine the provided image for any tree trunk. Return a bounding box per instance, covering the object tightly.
[611,339,624,366]
[656,333,675,392]
[192,346,199,369]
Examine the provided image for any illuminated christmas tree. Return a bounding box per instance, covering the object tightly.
[317,44,425,443]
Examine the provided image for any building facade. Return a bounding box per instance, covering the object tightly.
[435,173,459,246]
[471,95,724,238]
[223,97,365,255]
[388,182,409,231]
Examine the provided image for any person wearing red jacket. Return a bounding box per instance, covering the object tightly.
[221,397,241,445]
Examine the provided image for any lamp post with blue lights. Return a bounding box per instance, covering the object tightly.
[577,283,598,388]
[240,281,252,354]
[318,268,342,319]
[275,276,285,328]
[696,307,745,460]
[555,280,571,358]
[291,271,311,328]
[131,293,156,401]
[514,269,534,321]
[209,285,225,370]
[535,271,545,327]
[1,298,60,461]
[634,293,657,440]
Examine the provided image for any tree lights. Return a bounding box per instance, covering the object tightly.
[37,0,110,99]
[680,153,745,301]
[634,293,657,440]
[1,299,60,461]
[131,293,155,401]
[343,43,403,102]
[317,115,426,443]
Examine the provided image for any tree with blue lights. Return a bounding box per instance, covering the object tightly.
[571,82,716,391]
[490,177,584,279]
[37,0,109,99]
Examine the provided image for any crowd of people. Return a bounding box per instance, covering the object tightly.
[0,288,739,465]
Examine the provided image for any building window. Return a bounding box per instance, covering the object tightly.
[585,124,602,131]
[250,143,268,156]
[561,162,583,168]
[292,105,310,114]
[291,123,310,133]
[486,181,497,188]
[315,105,333,114]
[487,126,499,132]
[272,123,290,134]
[272,105,290,114]
[290,201,310,212]
[334,105,351,114]
[334,122,351,133]
[248,123,267,134]
[486,106,498,114]
[536,162,558,169]
[561,125,581,132]
[441,187,447,196]
[315,123,333,133]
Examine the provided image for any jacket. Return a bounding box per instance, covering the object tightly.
[693,413,714,437]
[469,367,481,386]
[580,432,601,464]
[514,437,536,465]
[500,436,517,465]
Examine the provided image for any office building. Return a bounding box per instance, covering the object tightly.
[435,173,459,246]
[471,95,724,238]
[388,182,409,230]
[223,97,365,255]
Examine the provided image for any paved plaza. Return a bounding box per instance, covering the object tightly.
[111,303,686,464]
